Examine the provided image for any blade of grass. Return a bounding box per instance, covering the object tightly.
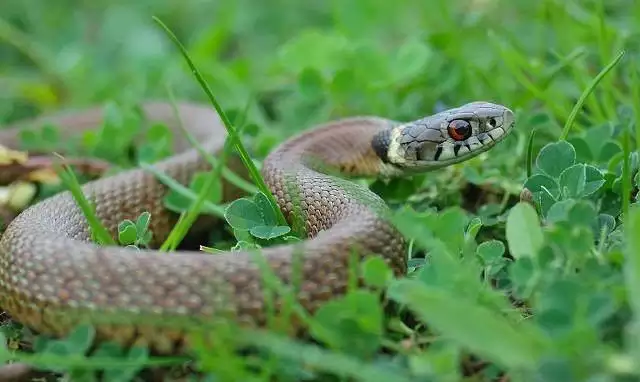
[622,130,631,219]
[53,154,115,246]
[593,0,618,118]
[526,129,536,178]
[560,50,625,141]
[156,86,255,251]
[158,140,232,252]
[163,83,259,195]
[630,63,640,149]
[152,16,288,228]
[624,204,640,360]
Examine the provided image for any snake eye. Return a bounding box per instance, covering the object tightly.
[447,120,472,141]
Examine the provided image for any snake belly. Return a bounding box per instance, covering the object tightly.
[0,100,514,354]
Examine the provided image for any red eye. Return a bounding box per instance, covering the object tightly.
[447,120,472,141]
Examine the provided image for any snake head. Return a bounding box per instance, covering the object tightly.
[379,101,515,171]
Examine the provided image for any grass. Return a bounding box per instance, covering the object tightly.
[2,0,640,381]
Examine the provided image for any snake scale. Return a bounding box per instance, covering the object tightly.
[0,101,514,354]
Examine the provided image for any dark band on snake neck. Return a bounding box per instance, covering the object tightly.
[371,128,394,164]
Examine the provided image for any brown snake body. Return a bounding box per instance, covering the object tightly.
[0,101,514,354]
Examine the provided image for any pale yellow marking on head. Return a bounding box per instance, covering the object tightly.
[385,125,407,165]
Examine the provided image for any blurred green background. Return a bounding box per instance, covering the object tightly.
[2,0,636,142]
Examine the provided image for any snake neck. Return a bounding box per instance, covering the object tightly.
[260,117,403,238]
[263,117,402,179]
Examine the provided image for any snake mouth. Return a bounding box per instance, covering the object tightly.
[384,103,515,171]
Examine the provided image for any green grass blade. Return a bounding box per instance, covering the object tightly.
[622,130,632,219]
[630,62,640,149]
[526,129,536,178]
[163,84,259,195]
[152,16,288,228]
[624,205,640,359]
[53,155,115,246]
[560,50,625,141]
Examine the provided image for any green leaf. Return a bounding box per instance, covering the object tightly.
[43,341,73,357]
[135,211,151,235]
[92,342,124,358]
[568,136,593,163]
[509,257,536,298]
[361,256,393,288]
[536,141,576,179]
[523,173,559,215]
[431,207,469,254]
[558,164,604,199]
[559,164,605,198]
[118,220,138,245]
[506,202,543,259]
[253,191,279,227]
[477,240,507,277]
[390,206,437,250]
[66,324,96,354]
[476,204,504,226]
[43,324,95,357]
[582,124,612,160]
[477,240,506,263]
[225,198,263,230]
[567,200,597,228]
[558,164,586,198]
[466,217,484,239]
[598,140,622,163]
[524,174,560,198]
[310,290,384,358]
[594,214,616,237]
[387,278,546,369]
[546,199,576,224]
[582,165,606,196]
[250,225,291,240]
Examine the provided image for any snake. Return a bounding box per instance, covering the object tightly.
[0,101,515,355]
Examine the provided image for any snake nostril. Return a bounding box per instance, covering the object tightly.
[488,118,497,128]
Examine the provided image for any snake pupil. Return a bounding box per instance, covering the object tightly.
[447,120,472,141]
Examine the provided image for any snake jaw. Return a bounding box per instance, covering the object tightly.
[383,102,515,172]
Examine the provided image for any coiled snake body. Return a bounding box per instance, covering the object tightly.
[0,101,514,354]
